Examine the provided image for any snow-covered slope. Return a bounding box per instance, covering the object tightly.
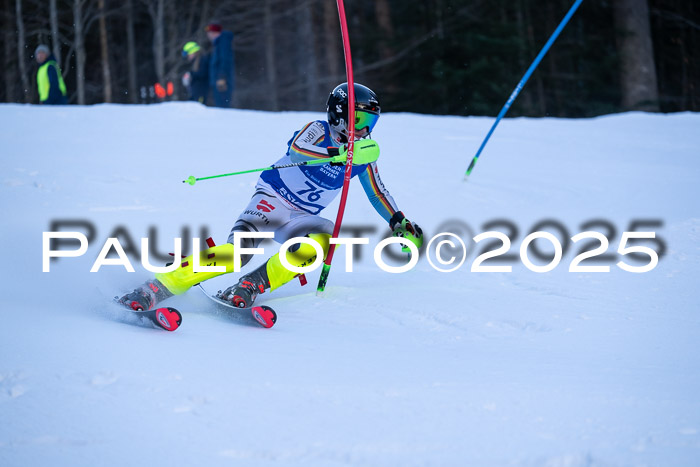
[1,103,699,466]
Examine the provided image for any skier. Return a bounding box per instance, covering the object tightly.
[118,83,423,312]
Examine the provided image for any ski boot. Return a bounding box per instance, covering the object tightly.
[218,233,332,307]
[219,265,270,308]
[118,279,173,311]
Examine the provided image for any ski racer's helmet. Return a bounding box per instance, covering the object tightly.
[326,83,380,139]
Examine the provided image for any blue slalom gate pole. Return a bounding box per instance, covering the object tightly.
[463,0,584,181]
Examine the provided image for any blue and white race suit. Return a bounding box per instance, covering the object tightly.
[229,120,400,249]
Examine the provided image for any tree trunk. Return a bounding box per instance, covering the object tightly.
[690,10,697,111]
[323,0,341,83]
[546,3,562,115]
[515,0,534,115]
[73,0,86,105]
[184,0,197,41]
[126,0,138,103]
[4,0,17,101]
[375,0,395,57]
[678,15,688,110]
[98,0,113,103]
[165,0,179,95]
[50,0,61,67]
[374,0,398,95]
[299,1,318,110]
[264,0,278,111]
[196,0,210,36]
[15,0,31,103]
[151,0,165,85]
[525,2,546,115]
[614,0,660,111]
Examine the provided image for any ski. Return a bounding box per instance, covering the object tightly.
[112,297,182,332]
[197,284,277,329]
[136,307,182,331]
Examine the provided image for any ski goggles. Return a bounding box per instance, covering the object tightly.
[354,110,379,133]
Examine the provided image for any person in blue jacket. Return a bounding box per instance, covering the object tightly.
[205,22,234,108]
[34,45,67,105]
[181,42,209,104]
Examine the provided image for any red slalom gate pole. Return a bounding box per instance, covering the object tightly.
[316,0,355,296]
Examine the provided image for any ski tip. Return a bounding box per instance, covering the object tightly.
[153,307,182,331]
[251,305,277,329]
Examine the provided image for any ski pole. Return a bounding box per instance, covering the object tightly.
[463,0,584,181]
[183,155,345,186]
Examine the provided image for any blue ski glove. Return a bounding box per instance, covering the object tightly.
[390,212,423,253]
[328,139,380,166]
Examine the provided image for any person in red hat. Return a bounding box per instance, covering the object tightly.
[205,21,234,108]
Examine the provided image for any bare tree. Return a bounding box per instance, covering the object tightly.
[614,0,660,111]
[143,0,165,84]
[374,0,397,95]
[98,0,113,102]
[196,0,211,37]
[73,0,87,104]
[515,0,535,114]
[322,0,341,82]
[15,0,31,103]
[4,0,18,101]
[125,0,138,103]
[524,0,546,115]
[300,1,319,109]
[67,0,102,104]
[164,0,181,90]
[264,0,278,110]
[375,0,395,60]
[49,0,61,67]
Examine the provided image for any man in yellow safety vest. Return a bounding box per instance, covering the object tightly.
[35,44,67,105]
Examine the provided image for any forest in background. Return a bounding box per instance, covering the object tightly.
[1,0,698,117]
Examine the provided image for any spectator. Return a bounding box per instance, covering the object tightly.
[35,44,67,105]
[205,22,234,108]
[182,41,209,104]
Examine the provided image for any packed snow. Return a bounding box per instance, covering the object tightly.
[1,103,699,466]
